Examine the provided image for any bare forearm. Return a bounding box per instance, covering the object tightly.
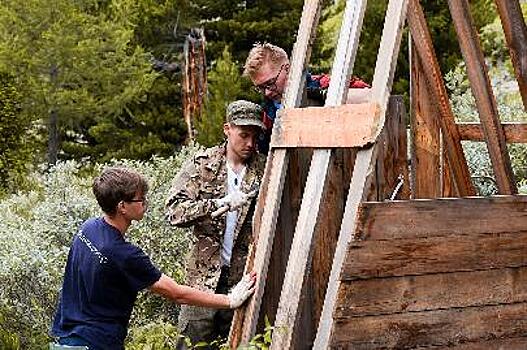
[150,274,230,309]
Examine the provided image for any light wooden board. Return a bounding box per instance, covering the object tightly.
[270,103,379,148]
[314,1,409,348]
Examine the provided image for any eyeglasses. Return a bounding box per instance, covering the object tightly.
[253,64,286,94]
[125,197,148,206]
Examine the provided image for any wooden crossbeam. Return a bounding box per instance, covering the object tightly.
[458,122,527,143]
[228,0,323,347]
[407,0,475,197]
[494,0,527,110]
[314,1,409,348]
[270,0,368,348]
[270,103,379,148]
[448,0,517,195]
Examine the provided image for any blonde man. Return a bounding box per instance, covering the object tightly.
[244,43,370,154]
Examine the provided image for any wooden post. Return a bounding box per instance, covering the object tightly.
[314,1,409,348]
[410,40,441,198]
[407,0,475,196]
[228,0,323,346]
[182,28,207,142]
[270,0,368,348]
[448,0,517,194]
[494,0,527,110]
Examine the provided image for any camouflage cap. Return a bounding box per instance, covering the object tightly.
[226,100,266,130]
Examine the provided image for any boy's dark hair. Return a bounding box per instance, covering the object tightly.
[92,167,148,215]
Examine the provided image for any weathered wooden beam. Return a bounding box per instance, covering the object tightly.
[458,122,527,143]
[355,195,527,240]
[494,0,527,110]
[331,302,527,348]
[410,39,442,198]
[270,0,368,348]
[270,103,379,148]
[407,0,475,196]
[314,1,409,348]
[335,266,527,317]
[343,230,527,280]
[228,0,323,346]
[448,0,517,194]
[374,96,410,200]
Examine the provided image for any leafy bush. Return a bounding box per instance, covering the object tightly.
[0,146,199,349]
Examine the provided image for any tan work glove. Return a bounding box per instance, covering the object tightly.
[227,272,257,309]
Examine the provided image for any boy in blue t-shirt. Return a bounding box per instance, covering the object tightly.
[51,167,256,350]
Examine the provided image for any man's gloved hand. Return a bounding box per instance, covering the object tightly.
[213,188,257,212]
[228,272,257,309]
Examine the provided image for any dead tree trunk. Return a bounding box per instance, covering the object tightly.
[182,28,207,143]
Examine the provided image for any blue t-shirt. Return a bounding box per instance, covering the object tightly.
[51,217,162,349]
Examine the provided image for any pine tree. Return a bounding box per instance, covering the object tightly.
[0,0,159,163]
[0,73,35,195]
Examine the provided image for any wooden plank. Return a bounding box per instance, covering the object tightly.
[270,0,368,348]
[234,150,289,344]
[494,0,527,110]
[428,337,527,349]
[342,230,527,280]
[330,302,527,349]
[270,103,380,148]
[230,0,324,345]
[410,40,441,198]
[407,0,475,196]
[448,0,517,194]
[256,149,311,333]
[314,1,409,348]
[335,266,527,318]
[458,122,527,143]
[355,195,527,241]
[378,96,410,200]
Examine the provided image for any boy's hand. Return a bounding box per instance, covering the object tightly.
[227,271,257,308]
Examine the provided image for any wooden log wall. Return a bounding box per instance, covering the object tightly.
[330,195,527,349]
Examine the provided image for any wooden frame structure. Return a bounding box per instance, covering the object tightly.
[229,0,527,348]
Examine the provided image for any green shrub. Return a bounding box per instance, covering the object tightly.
[0,146,199,349]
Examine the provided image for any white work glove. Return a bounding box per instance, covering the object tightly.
[213,188,256,212]
[227,273,256,309]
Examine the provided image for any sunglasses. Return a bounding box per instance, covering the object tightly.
[253,64,287,94]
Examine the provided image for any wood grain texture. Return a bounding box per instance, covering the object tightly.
[330,302,527,349]
[407,0,475,196]
[448,0,517,195]
[315,1,409,348]
[457,122,527,143]
[342,230,527,280]
[270,103,379,148]
[354,195,527,241]
[410,41,441,198]
[494,0,527,110]
[335,267,527,317]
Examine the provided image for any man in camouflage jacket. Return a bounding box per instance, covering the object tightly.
[166,100,266,347]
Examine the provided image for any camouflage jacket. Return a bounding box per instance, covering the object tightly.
[165,145,266,293]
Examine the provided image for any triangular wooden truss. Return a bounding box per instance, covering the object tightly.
[228,0,527,348]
